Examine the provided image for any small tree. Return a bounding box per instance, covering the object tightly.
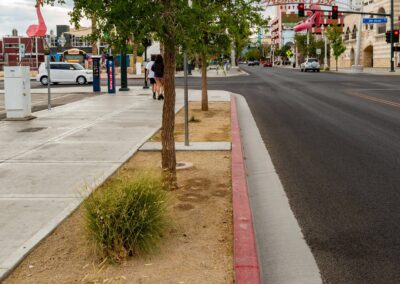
[326,25,346,71]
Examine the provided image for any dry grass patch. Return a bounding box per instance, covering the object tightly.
[4,151,233,284]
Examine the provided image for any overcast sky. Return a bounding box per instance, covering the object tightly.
[0,0,90,37]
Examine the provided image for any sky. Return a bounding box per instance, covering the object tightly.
[0,0,90,37]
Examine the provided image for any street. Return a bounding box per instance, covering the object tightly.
[2,67,400,282]
[208,67,400,283]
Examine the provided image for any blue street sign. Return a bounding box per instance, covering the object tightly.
[362,18,387,24]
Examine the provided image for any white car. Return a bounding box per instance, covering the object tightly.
[300,58,320,72]
[36,62,93,85]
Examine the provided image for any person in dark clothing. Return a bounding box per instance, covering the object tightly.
[151,54,164,100]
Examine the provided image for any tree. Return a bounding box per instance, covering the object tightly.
[326,25,346,71]
[295,33,325,62]
[45,0,193,188]
[44,0,263,188]
[189,0,264,111]
[244,48,261,61]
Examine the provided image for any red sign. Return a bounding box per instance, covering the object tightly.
[109,66,113,89]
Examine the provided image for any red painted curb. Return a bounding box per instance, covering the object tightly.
[231,96,261,284]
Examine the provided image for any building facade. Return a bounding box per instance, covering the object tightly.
[338,0,400,68]
[0,36,45,69]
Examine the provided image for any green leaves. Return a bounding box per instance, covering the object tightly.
[326,25,346,59]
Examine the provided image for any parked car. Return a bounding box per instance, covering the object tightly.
[36,62,93,85]
[263,61,272,67]
[300,58,320,72]
[248,60,260,66]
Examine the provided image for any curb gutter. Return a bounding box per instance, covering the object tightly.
[231,95,261,283]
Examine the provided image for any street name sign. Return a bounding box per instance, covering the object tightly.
[362,18,387,24]
[19,44,25,59]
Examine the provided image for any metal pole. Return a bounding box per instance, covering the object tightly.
[324,31,328,68]
[143,46,149,89]
[307,30,310,58]
[390,0,394,72]
[184,51,189,146]
[46,54,51,110]
[354,10,362,66]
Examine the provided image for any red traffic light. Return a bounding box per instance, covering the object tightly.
[394,30,399,36]
[298,3,305,17]
[332,5,339,20]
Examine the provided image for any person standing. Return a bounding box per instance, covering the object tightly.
[146,55,157,99]
[151,54,164,100]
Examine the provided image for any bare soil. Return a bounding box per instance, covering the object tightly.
[151,102,231,142]
[4,102,233,284]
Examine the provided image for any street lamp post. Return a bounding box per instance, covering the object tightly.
[184,0,192,147]
[390,0,394,72]
[142,39,151,89]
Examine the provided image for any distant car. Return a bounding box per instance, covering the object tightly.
[263,61,272,67]
[300,58,320,72]
[238,60,247,64]
[248,60,260,66]
[36,62,93,85]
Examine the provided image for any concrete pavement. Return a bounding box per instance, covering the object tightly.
[0,87,230,281]
[235,93,321,284]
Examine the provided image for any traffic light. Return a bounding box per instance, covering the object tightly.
[386,31,391,43]
[332,6,339,20]
[298,3,305,17]
[393,30,399,43]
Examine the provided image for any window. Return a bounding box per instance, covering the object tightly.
[377,8,386,34]
[352,25,357,39]
[5,43,18,48]
[72,63,84,70]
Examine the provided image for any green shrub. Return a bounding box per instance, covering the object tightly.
[324,66,330,71]
[83,174,168,262]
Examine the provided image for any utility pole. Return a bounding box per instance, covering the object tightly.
[324,31,328,68]
[390,0,395,72]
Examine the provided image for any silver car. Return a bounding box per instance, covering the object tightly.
[300,58,320,72]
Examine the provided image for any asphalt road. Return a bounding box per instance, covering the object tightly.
[206,67,400,283]
[3,68,400,282]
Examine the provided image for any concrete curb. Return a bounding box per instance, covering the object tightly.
[231,95,260,283]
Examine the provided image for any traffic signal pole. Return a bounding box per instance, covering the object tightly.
[390,0,395,72]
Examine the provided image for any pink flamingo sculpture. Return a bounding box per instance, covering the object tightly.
[26,0,47,37]
[294,4,322,32]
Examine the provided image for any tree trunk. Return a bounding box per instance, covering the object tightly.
[201,52,208,111]
[132,41,138,65]
[336,57,338,71]
[161,39,177,189]
[91,16,98,55]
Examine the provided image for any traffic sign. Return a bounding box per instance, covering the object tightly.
[19,43,25,59]
[286,50,292,58]
[316,48,321,55]
[362,18,387,24]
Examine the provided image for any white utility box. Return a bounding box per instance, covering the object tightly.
[4,66,33,120]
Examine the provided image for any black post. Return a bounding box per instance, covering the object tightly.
[119,46,129,91]
[143,45,149,89]
[390,0,395,72]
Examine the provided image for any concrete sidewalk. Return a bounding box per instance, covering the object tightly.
[0,88,230,280]
[331,67,400,76]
